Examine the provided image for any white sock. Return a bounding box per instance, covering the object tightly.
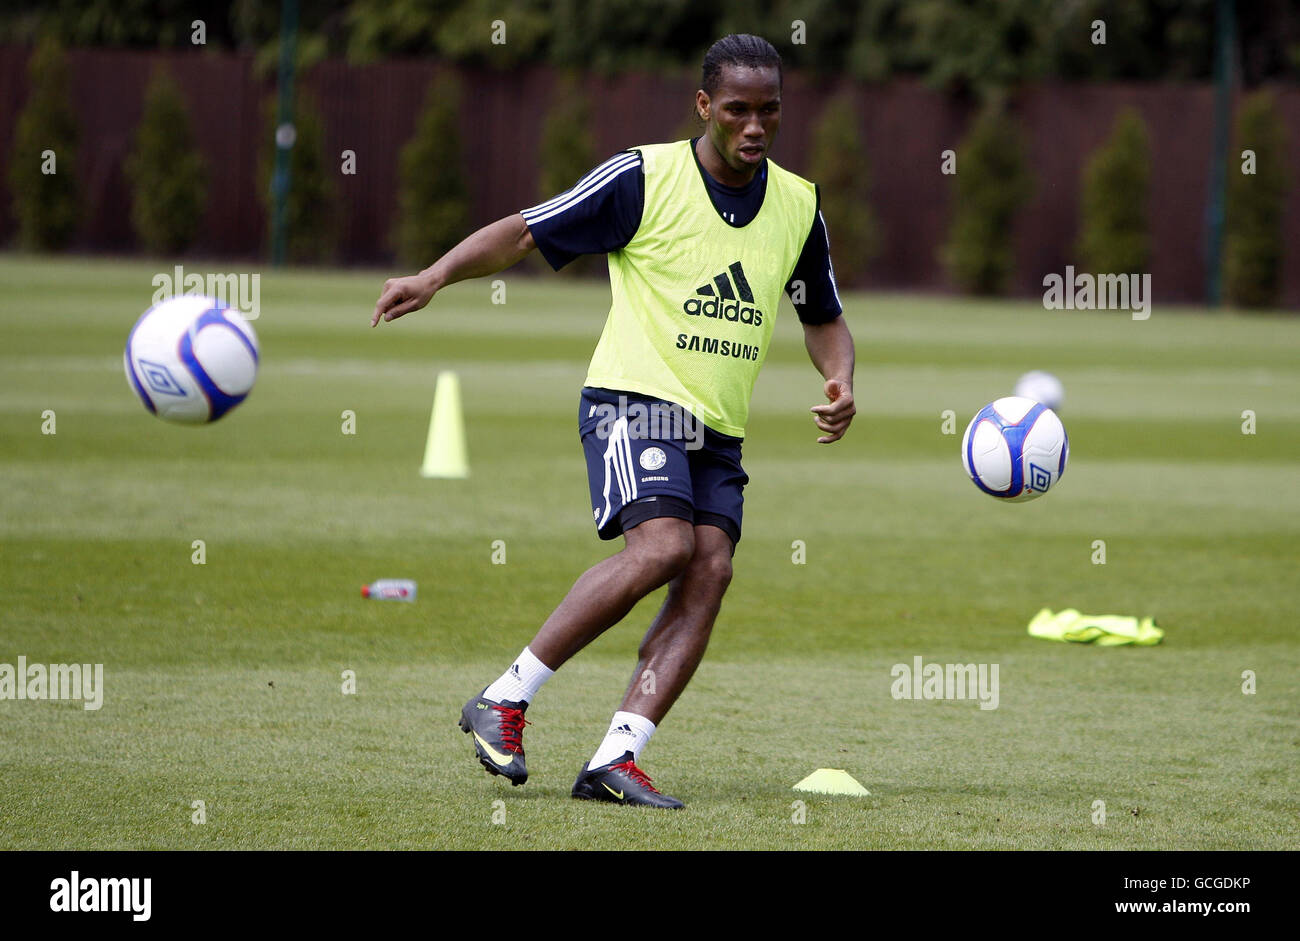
[483,647,554,704]
[587,711,656,770]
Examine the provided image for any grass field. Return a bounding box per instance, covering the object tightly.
[1,254,1297,850]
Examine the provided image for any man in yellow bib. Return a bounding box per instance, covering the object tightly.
[372,34,856,808]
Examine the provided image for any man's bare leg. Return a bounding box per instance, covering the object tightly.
[570,524,734,808]
[460,516,697,785]
[526,516,696,669]
[618,524,734,724]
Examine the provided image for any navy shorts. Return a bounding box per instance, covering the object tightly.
[579,386,748,547]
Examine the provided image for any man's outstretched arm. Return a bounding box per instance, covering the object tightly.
[803,315,856,444]
[371,213,536,326]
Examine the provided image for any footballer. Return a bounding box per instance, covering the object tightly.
[372,34,855,808]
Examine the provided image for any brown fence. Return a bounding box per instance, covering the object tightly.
[1,45,1297,306]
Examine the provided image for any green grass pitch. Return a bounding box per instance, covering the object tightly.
[1,254,1297,850]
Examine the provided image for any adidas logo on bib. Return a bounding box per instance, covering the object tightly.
[681,261,763,326]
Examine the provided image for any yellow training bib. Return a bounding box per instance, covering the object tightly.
[584,140,817,437]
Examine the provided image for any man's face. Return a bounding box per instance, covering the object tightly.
[697,65,782,174]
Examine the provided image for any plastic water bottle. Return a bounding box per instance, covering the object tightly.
[361,579,417,601]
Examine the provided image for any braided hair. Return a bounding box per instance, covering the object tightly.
[700,34,782,95]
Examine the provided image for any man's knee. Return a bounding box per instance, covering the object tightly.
[695,550,733,595]
[687,536,733,600]
[625,517,695,583]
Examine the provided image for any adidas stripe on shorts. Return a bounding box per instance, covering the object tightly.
[578,386,748,547]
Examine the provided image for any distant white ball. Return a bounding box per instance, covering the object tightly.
[1014,370,1065,412]
[124,295,259,424]
[961,396,1069,502]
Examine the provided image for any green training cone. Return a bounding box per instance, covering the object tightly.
[420,371,469,478]
[793,769,871,796]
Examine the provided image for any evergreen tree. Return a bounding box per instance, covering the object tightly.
[394,74,470,268]
[126,68,209,255]
[261,91,338,263]
[7,38,79,250]
[808,92,878,285]
[1225,91,1289,308]
[942,105,1032,294]
[1077,107,1150,275]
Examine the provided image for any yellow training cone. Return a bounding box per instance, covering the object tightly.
[420,371,469,478]
[793,769,871,796]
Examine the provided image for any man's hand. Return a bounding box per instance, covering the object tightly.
[371,273,436,327]
[369,214,536,328]
[810,378,855,443]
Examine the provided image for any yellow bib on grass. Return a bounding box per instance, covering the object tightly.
[584,140,818,437]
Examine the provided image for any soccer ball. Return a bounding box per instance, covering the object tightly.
[124,295,259,424]
[961,396,1068,502]
[1014,370,1064,412]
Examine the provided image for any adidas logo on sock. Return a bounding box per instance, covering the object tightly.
[614,723,634,734]
[510,664,521,677]
[681,261,763,325]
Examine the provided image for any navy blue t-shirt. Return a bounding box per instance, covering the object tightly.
[521,140,842,325]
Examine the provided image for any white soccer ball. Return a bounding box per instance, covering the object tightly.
[961,396,1068,502]
[1014,370,1065,412]
[124,295,259,424]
